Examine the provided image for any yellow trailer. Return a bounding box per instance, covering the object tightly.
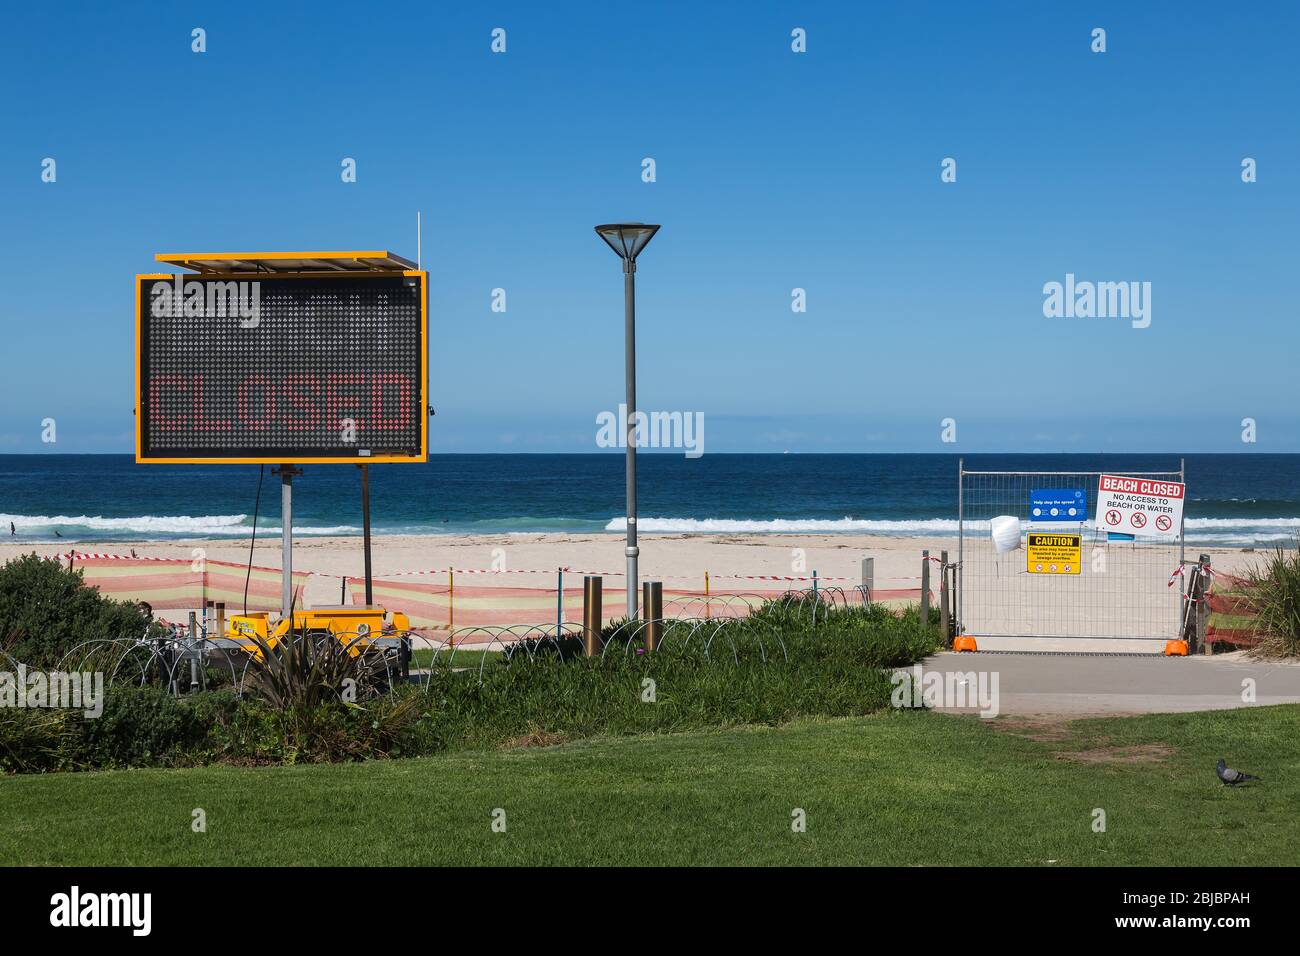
[224,605,411,663]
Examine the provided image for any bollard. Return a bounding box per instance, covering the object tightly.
[920,550,931,621]
[861,556,874,601]
[642,581,663,652]
[939,550,950,644]
[1195,553,1211,655]
[583,575,603,658]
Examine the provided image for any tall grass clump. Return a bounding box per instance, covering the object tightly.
[1247,544,1300,658]
[417,600,941,752]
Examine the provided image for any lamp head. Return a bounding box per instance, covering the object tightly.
[595,223,660,265]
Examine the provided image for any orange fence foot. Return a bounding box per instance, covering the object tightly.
[1163,639,1189,656]
[953,635,978,653]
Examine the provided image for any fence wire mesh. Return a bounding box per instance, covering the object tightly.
[958,467,1185,641]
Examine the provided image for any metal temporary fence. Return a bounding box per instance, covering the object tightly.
[958,461,1185,642]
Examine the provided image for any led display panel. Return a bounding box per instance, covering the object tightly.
[136,272,426,463]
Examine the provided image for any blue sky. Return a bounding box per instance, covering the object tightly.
[2,1,1296,453]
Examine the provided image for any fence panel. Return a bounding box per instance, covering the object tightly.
[958,467,1185,641]
[71,553,309,614]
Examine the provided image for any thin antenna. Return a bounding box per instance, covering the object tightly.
[417,210,422,270]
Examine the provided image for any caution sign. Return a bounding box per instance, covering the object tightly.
[1026,533,1082,575]
[1095,474,1184,540]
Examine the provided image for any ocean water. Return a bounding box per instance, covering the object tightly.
[1,453,1298,546]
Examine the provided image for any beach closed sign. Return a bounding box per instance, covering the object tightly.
[136,269,427,464]
[1095,474,1185,539]
[1026,533,1081,574]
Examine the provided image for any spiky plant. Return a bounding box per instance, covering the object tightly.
[1247,543,1300,658]
[241,622,394,709]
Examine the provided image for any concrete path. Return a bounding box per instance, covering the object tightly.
[896,651,1300,716]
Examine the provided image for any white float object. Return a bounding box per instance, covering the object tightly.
[990,515,1022,553]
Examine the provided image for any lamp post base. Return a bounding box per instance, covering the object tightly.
[625,545,639,619]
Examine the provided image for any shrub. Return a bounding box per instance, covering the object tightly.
[1248,544,1300,658]
[74,685,211,768]
[0,554,151,667]
[200,691,429,765]
[418,599,939,752]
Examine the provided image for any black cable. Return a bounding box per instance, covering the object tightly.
[244,464,265,615]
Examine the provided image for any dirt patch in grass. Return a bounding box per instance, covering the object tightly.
[989,715,1079,742]
[1055,743,1176,764]
[987,714,1176,764]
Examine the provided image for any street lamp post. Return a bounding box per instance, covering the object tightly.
[595,222,660,619]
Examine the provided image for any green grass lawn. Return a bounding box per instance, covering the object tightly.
[410,646,500,669]
[2,705,1296,866]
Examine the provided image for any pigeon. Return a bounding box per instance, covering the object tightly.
[1216,758,1259,786]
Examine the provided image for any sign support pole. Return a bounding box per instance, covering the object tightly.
[359,463,373,605]
[277,465,301,619]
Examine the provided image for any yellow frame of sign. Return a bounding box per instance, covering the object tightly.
[1026,533,1082,575]
[135,252,428,465]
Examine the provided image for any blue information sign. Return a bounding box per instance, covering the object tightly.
[1030,488,1086,522]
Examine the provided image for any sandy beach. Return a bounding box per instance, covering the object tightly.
[6,533,947,603]
[2,532,1263,624]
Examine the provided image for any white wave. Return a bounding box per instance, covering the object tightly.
[604,515,1300,540]
[0,513,357,537]
[1184,517,1300,528]
[254,525,361,536]
[1,512,250,534]
[606,516,964,534]
[6,509,1296,543]
[1184,533,1299,545]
